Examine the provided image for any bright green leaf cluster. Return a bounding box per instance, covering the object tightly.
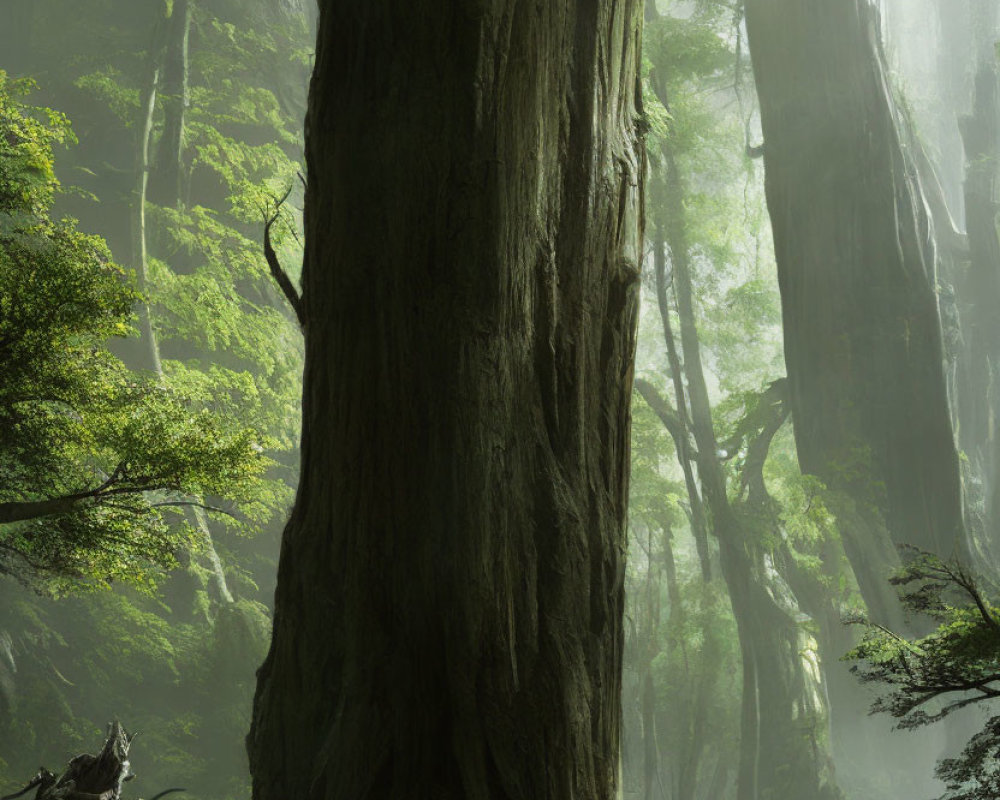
[0,75,271,589]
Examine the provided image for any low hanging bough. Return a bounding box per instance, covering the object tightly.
[0,722,183,800]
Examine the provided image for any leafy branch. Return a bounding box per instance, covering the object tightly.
[846,549,1000,797]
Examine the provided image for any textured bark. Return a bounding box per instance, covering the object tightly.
[745,0,968,599]
[0,496,88,525]
[248,3,645,799]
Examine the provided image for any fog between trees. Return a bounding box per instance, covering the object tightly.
[2,2,1000,800]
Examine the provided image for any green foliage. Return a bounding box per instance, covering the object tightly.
[627,5,863,796]
[847,550,1000,799]
[145,2,306,465]
[0,73,269,588]
[629,384,686,527]
[623,505,741,797]
[768,448,838,567]
[0,75,75,211]
[0,578,269,799]
[644,8,732,95]
[73,68,139,125]
[0,2,310,792]
[65,0,305,509]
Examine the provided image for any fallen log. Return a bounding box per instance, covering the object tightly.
[1,722,183,800]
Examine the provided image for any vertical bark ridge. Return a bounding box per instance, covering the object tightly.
[248,3,645,798]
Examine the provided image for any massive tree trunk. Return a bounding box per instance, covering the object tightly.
[642,12,836,793]
[745,0,968,611]
[957,61,1000,566]
[745,3,968,791]
[247,3,645,799]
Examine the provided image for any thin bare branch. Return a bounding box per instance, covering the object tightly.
[262,184,305,327]
[150,500,238,520]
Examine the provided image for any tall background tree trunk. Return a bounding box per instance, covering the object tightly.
[148,0,191,208]
[746,0,966,793]
[958,62,1000,566]
[133,19,165,377]
[745,0,968,601]
[247,3,645,798]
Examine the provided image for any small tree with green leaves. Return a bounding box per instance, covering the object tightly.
[848,548,1000,800]
[0,71,270,589]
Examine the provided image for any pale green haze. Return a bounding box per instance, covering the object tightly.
[1,3,999,800]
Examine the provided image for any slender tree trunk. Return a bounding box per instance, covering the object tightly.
[133,45,164,377]
[248,3,645,798]
[745,0,968,605]
[640,672,658,800]
[655,144,841,800]
[675,626,712,800]
[660,519,681,614]
[658,515,715,800]
[639,527,661,800]
[149,0,191,208]
[652,227,711,582]
[133,13,233,607]
[706,755,730,800]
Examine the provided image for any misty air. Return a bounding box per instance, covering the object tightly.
[0,2,998,800]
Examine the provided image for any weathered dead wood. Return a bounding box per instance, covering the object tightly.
[2,723,183,800]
